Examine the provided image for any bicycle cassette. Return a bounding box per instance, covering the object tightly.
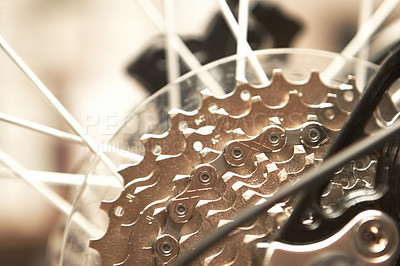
[89,69,399,265]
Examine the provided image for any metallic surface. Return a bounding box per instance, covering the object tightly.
[89,70,392,265]
[263,210,399,265]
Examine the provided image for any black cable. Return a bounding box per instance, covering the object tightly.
[173,46,400,265]
[276,45,400,239]
[173,120,400,266]
[326,45,400,156]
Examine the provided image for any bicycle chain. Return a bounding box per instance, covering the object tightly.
[90,70,381,265]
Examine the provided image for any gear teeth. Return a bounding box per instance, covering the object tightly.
[91,69,388,265]
[275,145,306,174]
[106,153,198,226]
[315,95,349,130]
[223,155,271,187]
[204,207,237,229]
[321,182,345,211]
[118,138,157,185]
[89,223,131,266]
[334,75,360,113]
[141,131,185,156]
[204,220,268,266]
[276,92,346,130]
[118,208,165,265]
[235,152,312,203]
[230,96,269,137]
[321,158,377,212]
[180,217,222,264]
[267,145,296,162]
[227,90,348,137]
[204,237,243,265]
[331,161,357,189]
[202,82,255,117]
[184,126,233,153]
[169,105,217,130]
[213,112,237,137]
[198,194,267,265]
[100,201,112,213]
[305,153,315,166]
[259,69,292,107]
[353,160,377,188]
[232,128,249,140]
[179,211,206,240]
[295,70,331,105]
[200,148,220,163]
[256,152,269,163]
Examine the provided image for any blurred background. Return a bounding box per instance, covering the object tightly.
[0,0,399,265]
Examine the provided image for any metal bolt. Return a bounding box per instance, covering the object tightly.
[199,171,212,184]
[160,241,173,255]
[231,146,244,160]
[362,225,387,253]
[268,132,280,145]
[174,202,188,217]
[307,127,321,143]
[355,219,393,257]
[154,234,179,263]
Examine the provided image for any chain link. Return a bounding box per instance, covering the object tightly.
[90,70,381,265]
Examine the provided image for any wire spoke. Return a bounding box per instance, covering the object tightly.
[342,0,399,58]
[236,0,249,81]
[0,149,101,236]
[323,0,400,79]
[217,0,269,85]
[0,111,82,144]
[0,168,120,188]
[0,34,124,185]
[163,0,181,108]
[0,112,143,162]
[370,18,400,61]
[136,0,225,95]
[356,0,373,88]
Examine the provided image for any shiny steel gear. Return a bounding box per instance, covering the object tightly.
[89,70,386,265]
